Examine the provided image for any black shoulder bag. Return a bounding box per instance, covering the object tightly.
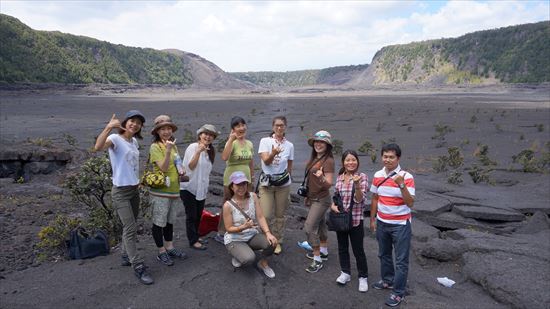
[327,184,355,232]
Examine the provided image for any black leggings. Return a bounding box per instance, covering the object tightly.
[152,223,173,248]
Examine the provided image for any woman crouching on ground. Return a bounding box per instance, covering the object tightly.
[214,116,254,243]
[148,115,187,266]
[180,124,219,250]
[304,130,335,273]
[94,111,153,285]
[331,150,369,292]
[223,171,277,278]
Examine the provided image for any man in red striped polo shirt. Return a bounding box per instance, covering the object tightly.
[369,143,415,307]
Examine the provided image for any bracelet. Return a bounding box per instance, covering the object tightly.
[264,230,271,234]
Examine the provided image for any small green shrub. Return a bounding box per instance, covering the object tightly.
[536,124,544,132]
[468,165,492,184]
[182,129,194,144]
[332,139,344,155]
[27,137,52,147]
[447,170,463,184]
[470,115,477,123]
[217,137,228,153]
[36,215,81,261]
[474,144,497,166]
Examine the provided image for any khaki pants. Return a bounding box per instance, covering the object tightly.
[226,233,274,266]
[112,185,144,265]
[304,195,331,247]
[259,185,290,243]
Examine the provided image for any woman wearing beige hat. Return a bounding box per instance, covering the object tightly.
[148,115,187,266]
[303,130,335,273]
[180,124,219,250]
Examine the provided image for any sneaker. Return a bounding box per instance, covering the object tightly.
[274,244,282,255]
[297,240,313,251]
[157,252,174,266]
[231,258,242,268]
[121,254,131,267]
[167,248,188,259]
[305,260,323,273]
[214,234,225,244]
[306,252,328,261]
[133,263,154,285]
[359,277,369,292]
[385,294,404,307]
[372,280,393,290]
[336,271,351,285]
[257,261,275,279]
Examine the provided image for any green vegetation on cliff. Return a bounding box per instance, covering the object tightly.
[0,14,192,85]
[231,64,368,88]
[371,21,549,84]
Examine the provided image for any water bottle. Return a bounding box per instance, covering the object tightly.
[174,154,184,175]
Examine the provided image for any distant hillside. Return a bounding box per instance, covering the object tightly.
[350,21,550,87]
[230,64,368,88]
[0,14,251,88]
[163,49,253,89]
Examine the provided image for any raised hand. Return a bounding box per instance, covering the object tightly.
[107,114,124,131]
[313,166,324,178]
[165,138,177,150]
[271,144,283,156]
[197,143,209,153]
[352,174,361,184]
[393,173,405,186]
[229,129,238,141]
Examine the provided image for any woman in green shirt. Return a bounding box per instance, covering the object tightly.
[215,116,255,243]
[149,115,187,266]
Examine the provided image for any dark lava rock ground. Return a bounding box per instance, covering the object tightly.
[0,87,549,308]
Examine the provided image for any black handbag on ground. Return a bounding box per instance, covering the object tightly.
[327,185,355,232]
[68,227,110,259]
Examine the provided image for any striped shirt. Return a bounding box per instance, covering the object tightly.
[370,165,415,225]
[335,172,369,227]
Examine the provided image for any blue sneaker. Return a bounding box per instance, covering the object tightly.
[385,294,404,307]
[297,240,313,251]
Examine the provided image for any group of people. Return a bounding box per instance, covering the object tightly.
[94,110,415,307]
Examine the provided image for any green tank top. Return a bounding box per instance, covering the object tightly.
[223,139,254,186]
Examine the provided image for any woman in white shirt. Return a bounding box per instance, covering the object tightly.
[180,124,219,250]
[257,116,294,255]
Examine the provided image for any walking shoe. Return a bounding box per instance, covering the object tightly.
[372,280,393,290]
[297,240,313,251]
[385,294,404,307]
[274,244,282,255]
[133,263,154,285]
[257,261,276,279]
[214,234,225,244]
[231,258,242,268]
[121,254,131,267]
[359,277,369,292]
[306,252,328,261]
[157,252,174,266]
[167,248,188,259]
[305,260,323,273]
[336,271,351,285]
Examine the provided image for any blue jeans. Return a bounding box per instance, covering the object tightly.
[376,219,411,297]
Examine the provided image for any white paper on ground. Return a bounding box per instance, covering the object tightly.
[437,277,456,287]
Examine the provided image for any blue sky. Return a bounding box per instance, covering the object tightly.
[1,1,548,72]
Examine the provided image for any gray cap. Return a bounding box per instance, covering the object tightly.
[196,124,220,138]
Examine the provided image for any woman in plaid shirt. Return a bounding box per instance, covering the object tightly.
[330,150,370,292]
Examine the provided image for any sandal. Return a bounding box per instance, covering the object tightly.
[191,242,207,250]
[198,238,209,245]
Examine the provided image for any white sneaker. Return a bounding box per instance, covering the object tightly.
[359,277,369,292]
[231,258,242,268]
[336,271,351,285]
[257,261,275,278]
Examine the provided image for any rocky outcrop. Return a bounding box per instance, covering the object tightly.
[0,145,71,180]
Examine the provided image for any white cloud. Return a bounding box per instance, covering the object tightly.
[1,1,548,71]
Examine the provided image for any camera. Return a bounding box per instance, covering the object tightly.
[297,185,308,197]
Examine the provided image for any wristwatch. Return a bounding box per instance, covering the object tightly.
[398,183,405,189]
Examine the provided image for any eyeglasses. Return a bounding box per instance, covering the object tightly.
[274,124,286,127]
